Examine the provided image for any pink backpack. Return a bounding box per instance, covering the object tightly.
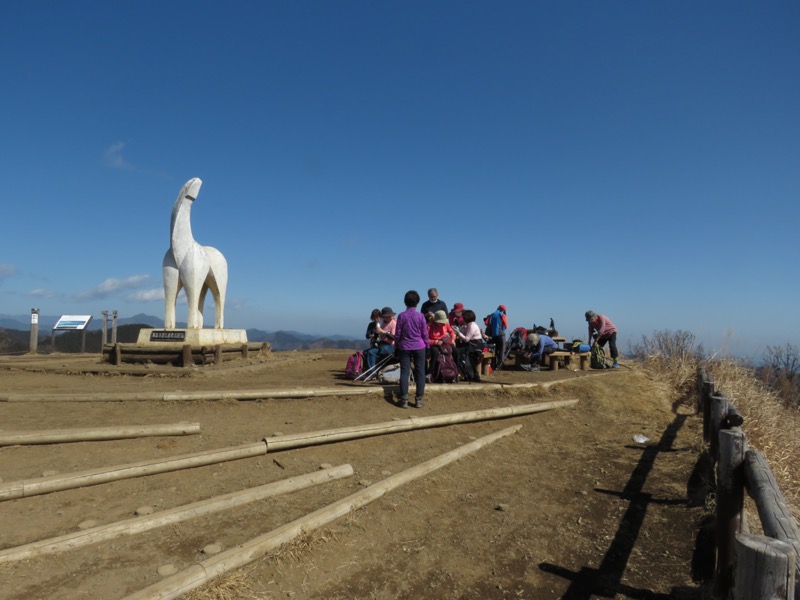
[345,351,364,379]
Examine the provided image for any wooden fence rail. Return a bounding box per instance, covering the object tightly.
[697,368,799,599]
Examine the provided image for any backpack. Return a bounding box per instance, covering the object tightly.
[590,345,609,369]
[433,344,459,383]
[344,351,364,379]
[570,339,591,353]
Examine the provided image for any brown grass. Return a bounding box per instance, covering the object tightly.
[184,568,257,600]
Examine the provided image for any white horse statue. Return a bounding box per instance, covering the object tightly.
[163,178,228,330]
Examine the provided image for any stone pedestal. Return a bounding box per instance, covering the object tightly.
[136,328,248,347]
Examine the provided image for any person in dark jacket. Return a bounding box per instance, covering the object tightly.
[420,288,448,323]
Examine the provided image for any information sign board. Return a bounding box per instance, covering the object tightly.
[53,315,93,330]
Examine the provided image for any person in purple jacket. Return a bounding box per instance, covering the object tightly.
[394,290,430,408]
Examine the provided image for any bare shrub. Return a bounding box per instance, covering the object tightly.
[759,343,800,408]
[628,330,705,402]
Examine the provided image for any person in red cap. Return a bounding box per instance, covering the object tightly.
[448,302,466,328]
[487,305,508,370]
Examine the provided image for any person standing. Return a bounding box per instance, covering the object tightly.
[488,305,508,370]
[585,310,619,368]
[420,288,448,323]
[395,290,429,408]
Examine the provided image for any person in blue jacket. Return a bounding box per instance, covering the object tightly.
[521,332,558,371]
[487,305,508,370]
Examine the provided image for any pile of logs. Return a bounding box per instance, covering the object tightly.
[102,342,270,367]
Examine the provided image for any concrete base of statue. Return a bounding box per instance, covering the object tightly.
[136,328,248,346]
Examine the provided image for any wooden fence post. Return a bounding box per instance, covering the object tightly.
[709,392,729,461]
[716,427,747,599]
[734,533,796,600]
[181,344,192,367]
[698,369,715,442]
[745,449,800,596]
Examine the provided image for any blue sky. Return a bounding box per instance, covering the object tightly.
[1,2,798,359]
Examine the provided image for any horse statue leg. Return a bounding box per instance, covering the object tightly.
[162,251,180,329]
[204,246,228,329]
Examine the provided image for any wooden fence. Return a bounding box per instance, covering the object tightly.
[697,368,800,599]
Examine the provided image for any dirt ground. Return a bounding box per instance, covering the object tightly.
[0,350,710,599]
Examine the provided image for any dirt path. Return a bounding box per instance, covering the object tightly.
[0,350,707,599]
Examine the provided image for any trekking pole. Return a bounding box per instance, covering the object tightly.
[361,353,395,382]
[354,353,393,382]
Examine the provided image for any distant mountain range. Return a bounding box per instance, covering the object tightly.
[0,313,366,353]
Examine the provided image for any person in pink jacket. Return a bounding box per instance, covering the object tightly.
[585,310,619,367]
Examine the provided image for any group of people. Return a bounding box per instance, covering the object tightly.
[519,310,619,370]
[363,287,620,409]
[364,289,507,408]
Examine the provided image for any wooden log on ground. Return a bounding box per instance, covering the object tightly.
[122,424,522,600]
[0,380,562,403]
[733,533,796,600]
[265,399,578,452]
[0,442,267,501]
[0,400,576,501]
[0,464,353,564]
[745,449,800,593]
[0,387,387,402]
[110,353,182,365]
[0,422,200,446]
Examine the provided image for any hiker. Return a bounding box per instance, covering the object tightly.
[364,307,396,370]
[521,332,558,371]
[585,310,619,368]
[395,290,429,408]
[454,309,486,382]
[448,302,466,328]
[420,288,448,323]
[428,310,456,380]
[487,305,508,370]
[365,308,381,348]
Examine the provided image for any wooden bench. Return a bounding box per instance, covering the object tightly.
[543,351,591,371]
[480,352,494,376]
